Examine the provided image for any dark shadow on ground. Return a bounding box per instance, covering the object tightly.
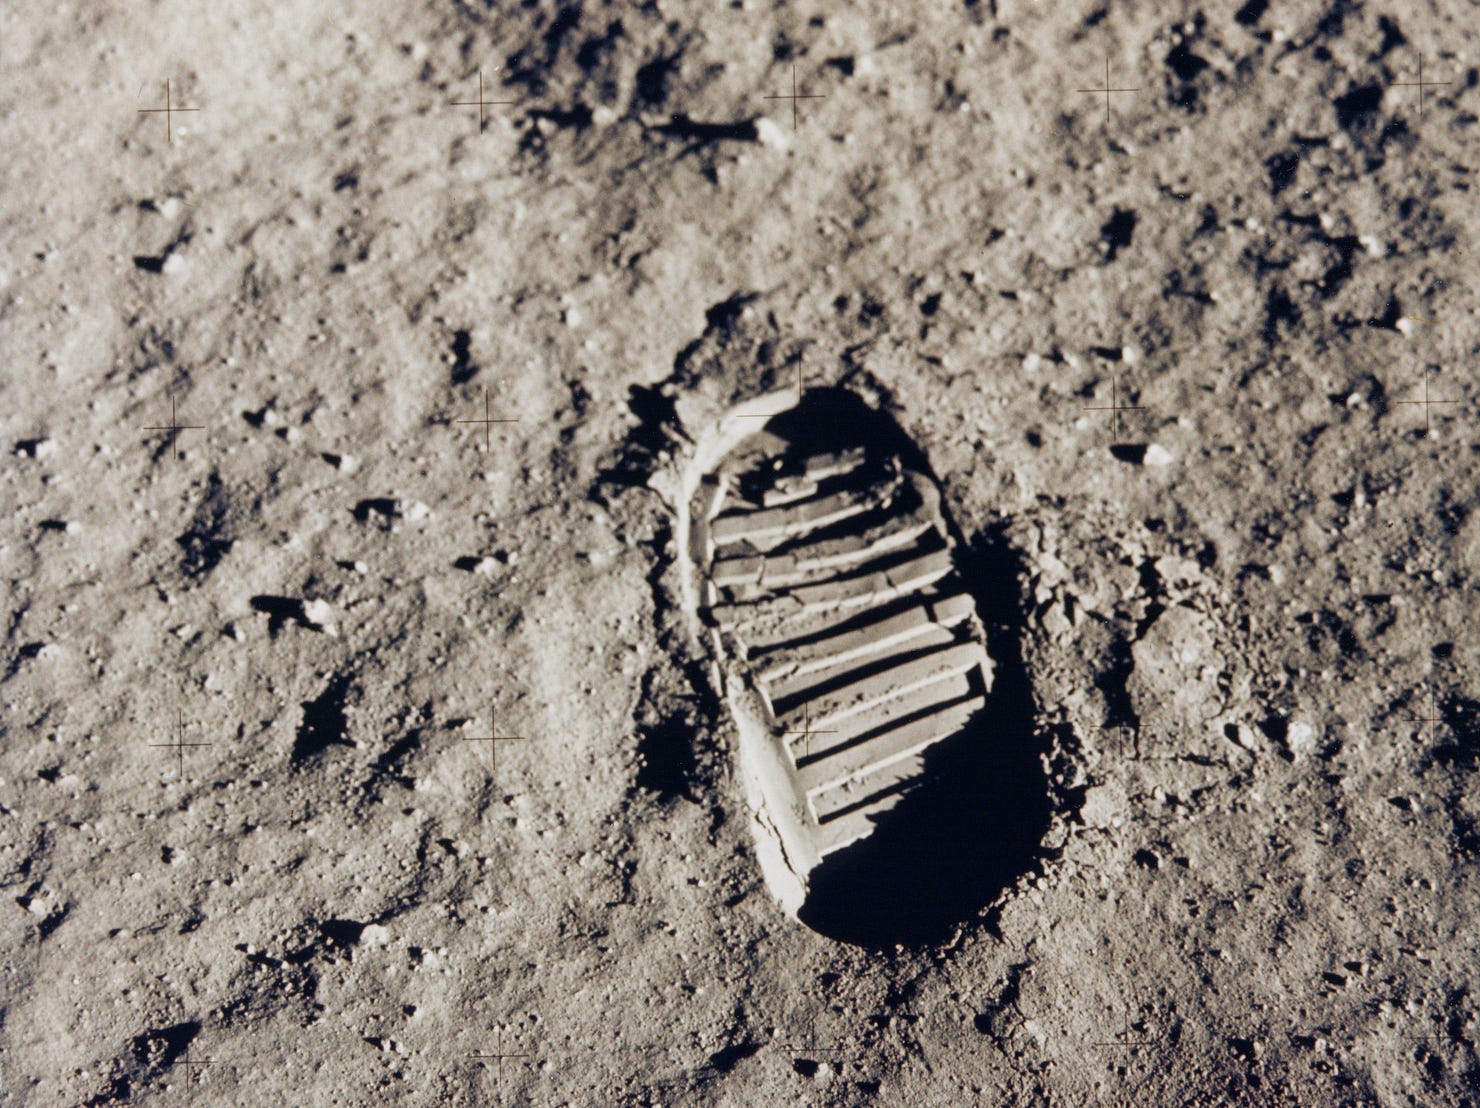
[789,400,1048,948]
[798,619,1048,946]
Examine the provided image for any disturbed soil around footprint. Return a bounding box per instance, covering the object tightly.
[3,1,1479,1105]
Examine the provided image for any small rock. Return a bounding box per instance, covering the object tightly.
[1080,782,1124,828]
[142,196,183,218]
[161,252,189,277]
[15,642,55,665]
[323,452,358,472]
[1041,599,1073,638]
[755,117,789,149]
[1285,720,1317,760]
[360,924,391,947]
[301,599,337,636]
[20,894,49,917]
[17,437,58,460]
[1143,443,1174,467]
[245,404,282,429]
[354,498,429,527]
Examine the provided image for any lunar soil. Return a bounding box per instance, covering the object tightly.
[3,0,1479,1105]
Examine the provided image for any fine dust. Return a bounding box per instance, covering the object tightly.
[2,1,1477,1105]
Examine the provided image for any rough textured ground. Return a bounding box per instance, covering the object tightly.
[3,0,1479,1104]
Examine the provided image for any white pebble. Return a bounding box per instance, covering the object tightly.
[1286,721,1317,759]
[755,117,789,149]
[301,599,337,636]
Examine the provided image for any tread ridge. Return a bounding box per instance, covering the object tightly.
[700,408,993,861]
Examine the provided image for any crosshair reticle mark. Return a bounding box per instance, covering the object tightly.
[144,396,205,459]
[462,704,526,777]
[1089,1009,1159,1053]
[764,63,825,132]
[137,80,201,147]
[1082,371,1144,444]
[149,709,213,780]
[1392,53,1452,119]
[1395,1019,1447,1059]
[1395,366,1459,437]
[455,386,520,452]
[468,1028,532,1085]
[175,1043,218,1086]
[1077,58,1139,127]
[451,70,515,134]
[738,363,808,419]
[1094,724,1141,762]
[777,1024,847,1060]
[1403,689,1446,744]
[784,702,837,764]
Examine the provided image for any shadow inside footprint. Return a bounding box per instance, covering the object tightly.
[651,383,1052,949]
[798,525,1049,949]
